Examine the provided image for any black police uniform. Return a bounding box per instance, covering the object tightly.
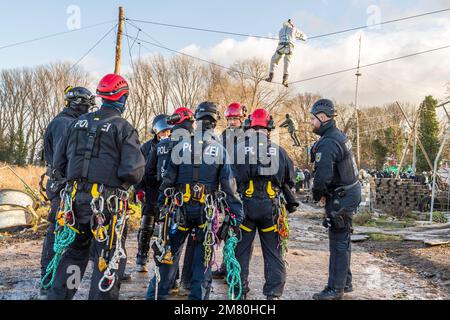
[48,106,145,300]
[135,136,159,266]
[311,120,361,293]
[40,107,85,281]
[146,130,243,300]
[234,130,298,299]
[143,129,189,287]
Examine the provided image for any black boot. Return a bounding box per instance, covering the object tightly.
[344,284,353,293]
[312,286,344,300]
[265,72,274,83]
[282,74,289,87]
[136,215,154,272]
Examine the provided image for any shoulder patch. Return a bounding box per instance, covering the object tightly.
[315,153,322,163]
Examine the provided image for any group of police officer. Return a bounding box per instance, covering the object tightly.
[39,72,361,301]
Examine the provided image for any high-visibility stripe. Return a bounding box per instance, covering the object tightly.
[261,225,278,233]
[240,225,253,232]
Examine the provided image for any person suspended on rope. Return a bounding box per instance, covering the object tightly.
[46,74,145,300]
[280,114,301,147]
[212,102,248,281]
[266,19,307,87]
[146,102,244,301]
[135,114,173,273]
[309,99,361,300]
[39,85,95,300]
[146,108,195,296]
[234,108,299,300]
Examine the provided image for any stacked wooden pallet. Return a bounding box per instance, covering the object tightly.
[373,178,430,212]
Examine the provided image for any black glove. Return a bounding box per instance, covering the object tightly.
[218,214,231,242]
[324,210,348,231]
[231,225,242,240]
[151,241,163,267]
[323,216,332,229]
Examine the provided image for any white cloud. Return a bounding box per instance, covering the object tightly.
[179,14,450,107]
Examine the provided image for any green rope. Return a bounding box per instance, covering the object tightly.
[223,231,242,300]
[40,225,76,289]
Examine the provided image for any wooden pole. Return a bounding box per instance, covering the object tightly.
[114,6,125,75]
[354,36,362,168]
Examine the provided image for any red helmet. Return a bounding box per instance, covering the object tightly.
[248,108,275,129]
[167,107,194,125]
[96,74,129,102]
[225,103,247,119]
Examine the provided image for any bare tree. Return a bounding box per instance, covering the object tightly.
[169,55,206,109]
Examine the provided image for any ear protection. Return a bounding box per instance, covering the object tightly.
[167,109,194,125]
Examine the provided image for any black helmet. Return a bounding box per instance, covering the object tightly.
[311,99,337,118]
[195,102,220,121]
[65,87,96,108]
[152,114,172,135]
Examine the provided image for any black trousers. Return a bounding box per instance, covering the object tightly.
[235,197,286,298]
[47,191,128,300]
[40,197,61,279]
[324,184,361,290]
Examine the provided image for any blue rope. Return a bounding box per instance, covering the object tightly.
[40,193,77,290]
[40,225,76,289]
[223,229,242,300]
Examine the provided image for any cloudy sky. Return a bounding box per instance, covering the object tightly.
[1,0,449,107]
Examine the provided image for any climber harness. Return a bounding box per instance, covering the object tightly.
[276,42,293,56]
[151,187,184,300]
[88,184,130,293]
[243,179,290,257]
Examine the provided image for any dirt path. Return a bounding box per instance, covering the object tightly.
[0,204,448,300]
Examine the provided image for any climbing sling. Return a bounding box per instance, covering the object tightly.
[152,187,184,300]
[89,185,130,293]
[216,190,242,301]
[41,183,79,290]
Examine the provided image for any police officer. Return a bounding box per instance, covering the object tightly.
[146,108,194,294]
[234,108,299,300]
[146,102,243,300]
[135,115,172,273]
[39,86,95,299]
[309,99,361,300]
[212,102,247,280]
[48,74,145,300]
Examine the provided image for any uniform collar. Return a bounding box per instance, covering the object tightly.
[98,106,122,117]
[315,120,336,137]
[61,107,83,119]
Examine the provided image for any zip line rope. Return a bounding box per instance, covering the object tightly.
[0,20,116,51]
[126,7,450,42]
[52,23,118,86]
[124,22,450,87]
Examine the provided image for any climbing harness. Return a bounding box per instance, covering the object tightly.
[41,182,78,289]
[88,184,130,293]
[152,187,184,300]
[202,194,220,270]
[276,193,290,259]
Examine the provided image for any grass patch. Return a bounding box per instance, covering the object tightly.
[432,211,449,224]
[367,233,403,241]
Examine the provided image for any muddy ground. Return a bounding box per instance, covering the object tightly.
[0,204,449,300]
